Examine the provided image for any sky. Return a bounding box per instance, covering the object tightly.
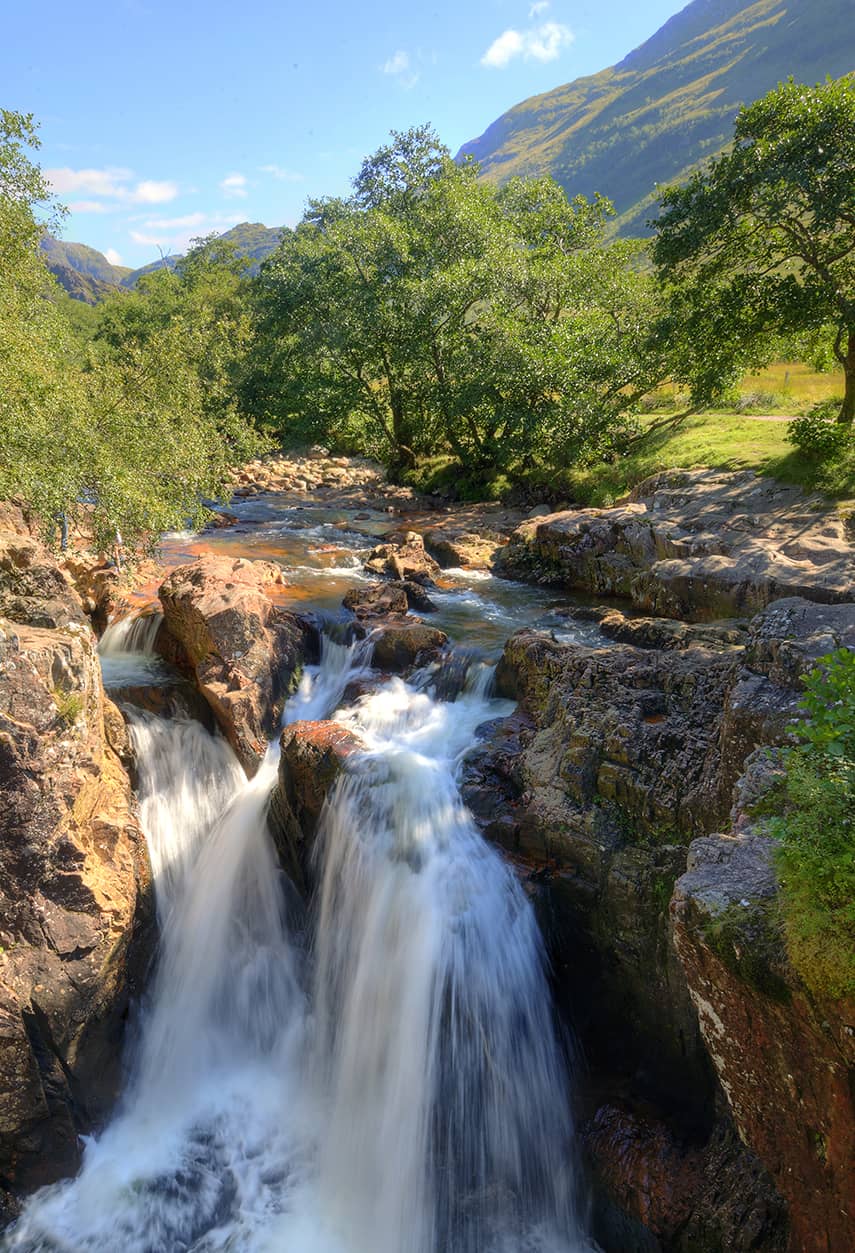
[3,0,684,269]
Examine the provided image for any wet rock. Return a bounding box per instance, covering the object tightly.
[584,1107,787,1252]
[672,833,855,1253]
[364,531,440,584]
[268,720,362,884]
[343,582,409,619]
[0,541,154,1203]
[498,469,855,619]
[158,555,316,772]
[369,622,448,673]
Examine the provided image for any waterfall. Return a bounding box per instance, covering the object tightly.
[98,609,166,689]
[5,621,593,1253]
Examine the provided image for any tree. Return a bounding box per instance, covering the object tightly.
[651,77,855,424]
[249,128,670,480]
[0,114,261,552]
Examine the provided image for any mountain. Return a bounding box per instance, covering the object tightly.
[42,222,285,303]
[40,237,133,304]
[459,0,854,235]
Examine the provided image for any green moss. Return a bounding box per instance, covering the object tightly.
[701,901,791,1004]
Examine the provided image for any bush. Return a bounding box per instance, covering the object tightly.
[772,649,855,998]
[788,401,849,459]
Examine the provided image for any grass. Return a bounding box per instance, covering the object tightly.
[516,410,855,511]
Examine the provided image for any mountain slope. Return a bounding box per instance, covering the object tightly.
[459,0,854,234]
[43,223,285,303]
[40,237,132,304]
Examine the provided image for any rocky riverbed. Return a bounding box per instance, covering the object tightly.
[1,453,853,1250]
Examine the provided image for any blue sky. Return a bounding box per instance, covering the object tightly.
[4,0,683,268]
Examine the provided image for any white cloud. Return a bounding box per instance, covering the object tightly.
[68,199,112,214]
[481,20,573,68]
[382,48,419,89]
[220,172,248,198]
[130,229,168,247]
[260,163,304,182]
[45,166,179,205]
[529,1,549,16]
[104,248,123,265]
[143,211,207,229]
[133,179,178,204]
[129,212,247,255]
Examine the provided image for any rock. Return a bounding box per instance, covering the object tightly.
[584,1105,787,1252]
[343,582,409,618]
[268,720,362,883]
[672,833,855,1253]
[498,468,855,619]
[370,622,448,673]
[0,532,85,630]
[527,504,552,519]
[399,581,437,613]
[0,549,154,1203]
[158,555,316,771]
[364,532,440,584]
[422,526,503,570]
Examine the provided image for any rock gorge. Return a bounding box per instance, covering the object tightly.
[1,455,853,1250]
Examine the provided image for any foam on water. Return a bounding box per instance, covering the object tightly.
[5,623,594,1253]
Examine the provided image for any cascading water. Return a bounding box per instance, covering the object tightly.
[5,622,594,1252]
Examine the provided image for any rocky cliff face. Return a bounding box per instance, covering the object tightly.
[473,595,855,1250]
[0,523,154,1216]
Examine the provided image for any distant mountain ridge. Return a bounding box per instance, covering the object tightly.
[459,0,854,234]
[42,222,285,303]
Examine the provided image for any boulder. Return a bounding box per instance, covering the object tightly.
[0,556,154,1207]
[0,531,85,630]
[158,555,315,771]
[364,531,440,584]
[369,622,448,673]
[343,582,409,618]
[497,469,854,619]
[268,720,362,884]
[422,526,503,570]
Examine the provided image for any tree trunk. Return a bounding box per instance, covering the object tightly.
[836,329,855,426]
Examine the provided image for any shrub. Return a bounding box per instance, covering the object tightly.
[772,649,855,999]
[788,401,850,459]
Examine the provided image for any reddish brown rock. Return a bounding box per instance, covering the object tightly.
[268,720,363,884]
[672,834,855,1253]
[158,555,315,771]
[0,568,153,1207]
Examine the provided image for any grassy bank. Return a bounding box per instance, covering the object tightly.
[405,409,855,511]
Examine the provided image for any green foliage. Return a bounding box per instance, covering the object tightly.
[652,76,855,423]
[461,0,854,237]
[772,649,855,998]
[52,687,83,726]
[248,128,671,479]
[788,404,851,459]
[0,116,262,554]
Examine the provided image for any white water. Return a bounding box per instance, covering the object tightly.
[99,610,168,688]
[6,628,592,1253]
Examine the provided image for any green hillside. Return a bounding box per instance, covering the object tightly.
[121,222,284,287]
[459,0,854,234]
[43,222,285,302]
[40,236,132,304]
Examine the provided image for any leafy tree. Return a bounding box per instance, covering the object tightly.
[250,128,669,479]
[0,114,260,552]
[651,77,855,424]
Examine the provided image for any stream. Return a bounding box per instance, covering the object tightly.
[4,494,603,1253]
